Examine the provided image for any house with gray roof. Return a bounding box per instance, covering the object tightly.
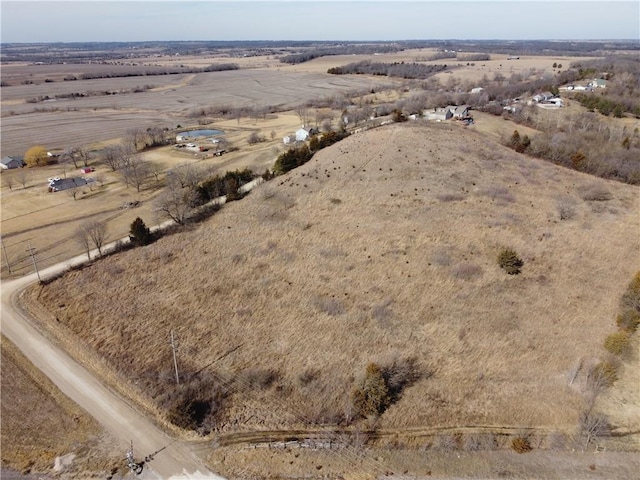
[1,156,25,170]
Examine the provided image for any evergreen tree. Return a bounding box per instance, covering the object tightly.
[129,217,153,246]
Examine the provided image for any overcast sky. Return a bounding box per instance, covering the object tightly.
[1,1,638,43]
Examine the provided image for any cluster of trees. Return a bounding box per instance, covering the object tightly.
[68,64,239,81]
[194,168,255,205]
[573,93,627,117]
[273,130,350,175]
[279,44,401,64]
[328,61,448,80]
[155,167,255,225]
[503,107,640,184]
[26,85,155,104]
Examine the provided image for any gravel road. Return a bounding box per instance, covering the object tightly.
[1,255,224,479]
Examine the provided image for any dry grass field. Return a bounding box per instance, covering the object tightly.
[22,123,640,479]
[3,45,639,478]
[0,336,124,478]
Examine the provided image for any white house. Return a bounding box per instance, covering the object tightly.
[295,127,311,142]
[452,105,470,119]
[423,107,453,121]
[589,79,607,89]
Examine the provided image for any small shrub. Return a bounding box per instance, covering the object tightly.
[581,184,612,201]
[620,271,640,313]
[435,434,461,451]
[239,368,280,390]
[380,356,422,403]
[603,330,631,356]
[498,248,523,275]
[556,198,576,221]
[352,363,390,418]
[511,436,532,453]
[392,109,408,122]
[464,433,498,451]
[247,131,265,144]
[616,309,640,332]
[591,360,619,388]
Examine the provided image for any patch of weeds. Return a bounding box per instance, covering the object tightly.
[603,330,631,356]
[511,436,532,453]
[497,248,523,275]
[437,193,465,202]
[616,309,640,332]
[581,184,612,202]
[451,262,483,280]
[482,186,516,203]
[556,197,577,220]
[312,296,345,316]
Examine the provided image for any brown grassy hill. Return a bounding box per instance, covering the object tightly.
[29,122,640,436]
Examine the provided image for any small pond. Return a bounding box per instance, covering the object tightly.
[177,129,223,138]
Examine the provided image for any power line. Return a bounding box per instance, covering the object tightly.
[170,330,180,385]
[25,241,41,283]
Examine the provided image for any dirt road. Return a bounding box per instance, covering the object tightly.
[1,255,224,479]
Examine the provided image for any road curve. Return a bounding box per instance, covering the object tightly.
[1,255,224,479]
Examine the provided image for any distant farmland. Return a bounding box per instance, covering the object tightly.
[1,68,393,156]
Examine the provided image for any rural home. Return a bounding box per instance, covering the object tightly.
[452,105,470,119]
[48,176,95,192]
[529,92,555,104]
[1,156,25,169]
[589,78,607,89]
[295,127,317,142]
[423,107,453,121]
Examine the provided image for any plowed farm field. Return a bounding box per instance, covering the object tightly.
[1,67,394,156]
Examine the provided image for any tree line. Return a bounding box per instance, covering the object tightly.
[328,61,449,79]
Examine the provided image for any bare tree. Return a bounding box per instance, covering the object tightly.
[68,145,92,167]
[15,169,30,189]
[88,220,107,256]
[102,145,125,171]
[154,179,194,225]
[121,157,151,192]
[60,148,79,168]
[75,220,107,258]
[68,185,80,201]
[579,409,610,449]
[125,128,150,152]
[2,174,15,191]
[295,105,309,126]
[147,126,168,147]
[170,163,201,189]
[75,224,92,259]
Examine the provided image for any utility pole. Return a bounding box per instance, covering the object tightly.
[1,235,11,273]
[170,330,180,385]
[26,241,41,283]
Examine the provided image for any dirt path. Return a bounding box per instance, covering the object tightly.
[0,261,224,479]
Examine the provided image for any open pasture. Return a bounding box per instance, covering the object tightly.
[29,123,640,437]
